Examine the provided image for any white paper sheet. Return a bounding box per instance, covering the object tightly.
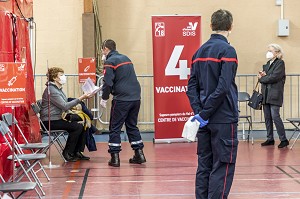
[82,77,101,95]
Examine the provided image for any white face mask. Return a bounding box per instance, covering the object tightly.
[266,51,274,60]
[227,31,231,37]
[101,54,106,61]
[59,74,67,85]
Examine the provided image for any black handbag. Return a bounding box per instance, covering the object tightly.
[65,113,82,122]
[85,128,97,152]
[62,111,83,122]
[248,81,263,110]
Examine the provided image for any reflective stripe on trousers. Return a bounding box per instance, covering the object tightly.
[108,143,121,147]
[131,140,143,145]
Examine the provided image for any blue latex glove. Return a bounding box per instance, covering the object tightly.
[191,114,209,128]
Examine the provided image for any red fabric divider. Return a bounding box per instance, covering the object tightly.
[0,3,38,178]
[0,0,33,18]
[0,11,14,61]
[0,143,13,181]
[13,0,33,18]
[0,1,12,13]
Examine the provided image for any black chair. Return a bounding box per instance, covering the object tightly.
[238,92,253,143]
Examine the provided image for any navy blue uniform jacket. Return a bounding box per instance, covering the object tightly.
[102,50,141,101]
[187,34,238,123]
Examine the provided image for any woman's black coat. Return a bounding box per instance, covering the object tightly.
[259,58,286,107]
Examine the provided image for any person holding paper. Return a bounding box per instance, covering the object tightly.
[40,67,93,162]
[186,9,239,199]
[100,39,146,167]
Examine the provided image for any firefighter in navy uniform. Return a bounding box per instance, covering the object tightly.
[100,39,146,167]
[186,10,239,199]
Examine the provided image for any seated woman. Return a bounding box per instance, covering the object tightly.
[40,67,93,162]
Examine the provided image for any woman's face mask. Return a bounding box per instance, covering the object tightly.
[101,47,109,61]
[101,54,106,61]
[266,51,274,60]
[58,74,67,85]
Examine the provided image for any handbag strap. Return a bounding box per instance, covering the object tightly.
[254,81,260,91]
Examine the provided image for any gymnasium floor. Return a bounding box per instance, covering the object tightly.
[17,132,300,199]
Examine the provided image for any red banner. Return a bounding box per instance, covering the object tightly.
[78,57,96,83]
[0,62,27,105]
[152,15,201,142]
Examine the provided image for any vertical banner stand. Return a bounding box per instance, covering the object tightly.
[151,15,201,143]
[43,61,60,169]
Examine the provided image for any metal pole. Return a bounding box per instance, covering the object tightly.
[44,60,60,169]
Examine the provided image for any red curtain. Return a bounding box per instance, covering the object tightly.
[0,1,38,180]
[0,12,14,61]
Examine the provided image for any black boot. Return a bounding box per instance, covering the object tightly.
[261,139,275,146]
[75,152,90,160]
[108,153,120,167]
[129,149,146,164]
[278,140,289,148]
[63,150,78,162]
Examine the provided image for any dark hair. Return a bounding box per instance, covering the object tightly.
[102,39,116,51]
[47,67,64,81]
[211,9,233,31]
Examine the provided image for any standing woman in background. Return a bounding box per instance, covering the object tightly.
[259,44,288,148]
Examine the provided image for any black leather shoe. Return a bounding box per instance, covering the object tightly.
[261,140,275,146]
[75,152,90,160]
[108,153,120,167]
[278,140,289,148]
[129,149,146,164]
[63,151,78,162]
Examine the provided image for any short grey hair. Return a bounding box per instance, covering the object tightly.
[268,43,283,59]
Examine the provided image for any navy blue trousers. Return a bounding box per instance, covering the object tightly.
[195,123,238,199]
[108,100,144,153]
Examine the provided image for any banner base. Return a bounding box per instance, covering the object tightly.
[153,138,196,144]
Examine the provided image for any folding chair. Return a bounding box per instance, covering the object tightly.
[286,118,300,149]
[0,174,36,199]
[0,121,46,198]
[1,113,49,153]
[238,92,253,143]
[1,113,50,182]
[31,102,68,162]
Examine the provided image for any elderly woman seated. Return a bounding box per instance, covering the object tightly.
[40,67,93,162]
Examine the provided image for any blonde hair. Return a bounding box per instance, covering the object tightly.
[268,43,283,59]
